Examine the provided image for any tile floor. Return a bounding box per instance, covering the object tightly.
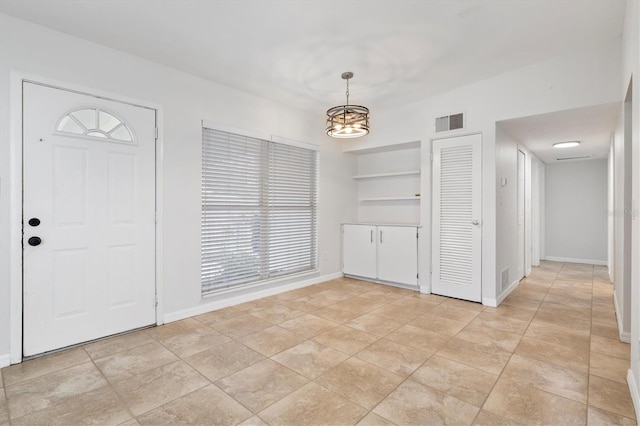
[0,261,635,425]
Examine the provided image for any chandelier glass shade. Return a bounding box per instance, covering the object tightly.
[326,72,370,138]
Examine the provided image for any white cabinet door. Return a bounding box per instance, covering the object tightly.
[378,226,418,285]
[343,224,377,278]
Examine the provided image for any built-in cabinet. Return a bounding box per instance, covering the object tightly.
[343,224,419,287]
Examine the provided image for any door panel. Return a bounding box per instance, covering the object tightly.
[23,82,156,356]
[342,224,377,279]
[432,134,482,302]
[377,226,418,285]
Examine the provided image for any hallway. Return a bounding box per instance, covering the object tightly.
[0,261,634,425]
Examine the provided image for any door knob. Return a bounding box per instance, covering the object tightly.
[471,220,481,226]
[28,218,41,227]
[28,236,42,246]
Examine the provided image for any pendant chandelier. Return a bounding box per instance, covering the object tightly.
[326,72,370,138]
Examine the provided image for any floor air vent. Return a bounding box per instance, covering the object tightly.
[435,113,464,133]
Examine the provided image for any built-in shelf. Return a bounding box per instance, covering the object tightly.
[360,196,421,202]
[352,170,420,180]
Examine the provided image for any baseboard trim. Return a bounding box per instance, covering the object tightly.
[543,256,607,266]
[483,278,520,307]
[628,369,640,421]
[0,353,10,368]
[613,291,630,342]
[163,272,343,323]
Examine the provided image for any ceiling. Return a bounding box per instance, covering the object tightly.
[0,0,626,114]
[0,1,626,163]
[498,102,620,164]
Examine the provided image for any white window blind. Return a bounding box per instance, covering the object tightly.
[201,127,318,294]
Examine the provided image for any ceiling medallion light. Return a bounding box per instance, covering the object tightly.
[553,141,581,149]
[326,72,370,138]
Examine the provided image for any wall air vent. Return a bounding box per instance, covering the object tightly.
[435,113,465,133]
[556,155,591,161]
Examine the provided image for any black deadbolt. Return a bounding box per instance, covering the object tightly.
[28,218,40,227]
[28,236,42,246]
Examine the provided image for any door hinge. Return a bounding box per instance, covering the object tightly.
[417,273,420,279]
[155,295,159,308]
[155,127,159,140]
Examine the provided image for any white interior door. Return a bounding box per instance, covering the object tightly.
[343,224,377,279]
[432,134,482,302]
[377,226,418,286]
[517,149,526,280]
[23,82,157,356]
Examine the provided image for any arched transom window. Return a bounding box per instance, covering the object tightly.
[56,107,134,142]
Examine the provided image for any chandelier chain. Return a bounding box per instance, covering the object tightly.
[345,78,350,105]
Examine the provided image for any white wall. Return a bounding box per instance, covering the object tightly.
[622,0,640,417]
[0,14,358,364]
[341,39,621,306]
[531,154,542,266]
[544,160,608,264]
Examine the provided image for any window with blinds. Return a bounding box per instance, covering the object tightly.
[201,127,318,295]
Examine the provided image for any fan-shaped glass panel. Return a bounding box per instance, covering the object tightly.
[55,107,134,143]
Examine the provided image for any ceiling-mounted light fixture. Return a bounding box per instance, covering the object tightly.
[326,72,370,138]
[553,141,581,149]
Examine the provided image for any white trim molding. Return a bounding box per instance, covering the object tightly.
[543,256,607,266]
[163,272,343,323]
[0,354,11,369]
[614,291,631,343]
[483,278,520,307]
[627,369,640,421]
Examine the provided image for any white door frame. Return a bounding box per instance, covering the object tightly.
[9,72,165,364]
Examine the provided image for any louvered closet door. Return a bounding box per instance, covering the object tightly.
[432,134,482,302]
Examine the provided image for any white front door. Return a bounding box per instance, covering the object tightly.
[23,82,157,356]
[432,134,482,302]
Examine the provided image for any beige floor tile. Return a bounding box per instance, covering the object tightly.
[247,305,306,324]
[315,357,404,410]
[211,314,274,339]
[411,313,468,336]
[411,356,498,407]
[591,308,617,324]
[259,382,367,426]
[137,384,252,426]
[518,282,551,293]
[436,337,512,375]
[357,412,397,425]
[471,312,529,335]
[591,321,621,339]
[501,354,588,403]
[2,347,89,387]
[587,405,636,426]
[147,318,203,340]
[334,296,388,315]
[482,305,535,322]
[483,378,587,425]
[524,320,590,352]
[111,360,208,416]
[500,295,541,311]
[117,419,140,426]
[158,326,231,358]
[390,295,442,311]
[385,324,451,354]
[456,324,522,352]
[590,352,630,383]
[472,409,524,425]
[312,325,379,355]
[238,325,308,357]
[94,341,178,382]
[238,415,270,426]
[215,359,308,413]
[509,288,547,301]
[590,335,631,360]
[429,303,480,323]
[10,385,130,426]
[183,340,264,382]
[369,304,425,323]
[515,336,590,373]
[0,389,7,425]
[84,330,155,360]
[355,338,430,377]
[534,304,591,331]
[193,306,244,325]
[278,314,338,338]
[271,340,348,380]
[5,362,107,419]
[345,313,403,337]
[313,305,364,323]
[373,379,479,425]
[588,375,636,419]
[440,297,485,312]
